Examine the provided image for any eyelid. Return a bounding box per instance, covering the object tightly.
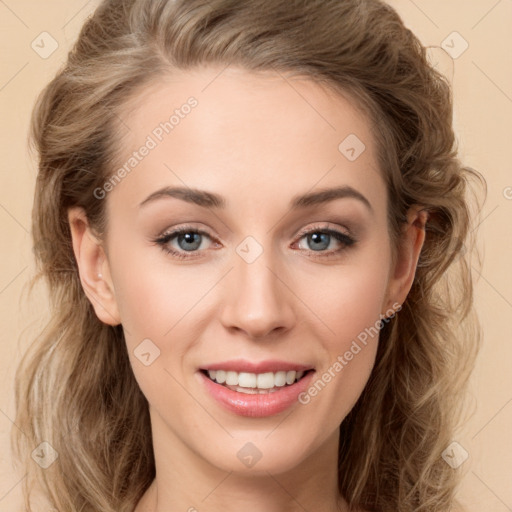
[158,224,211,238]
[151,223,220,260]
[290,223,357,258]
[294,222,353,240]
[153,221,356,259]
[154,223,353,244]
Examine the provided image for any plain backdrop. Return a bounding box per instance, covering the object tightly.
[1,1,511,510]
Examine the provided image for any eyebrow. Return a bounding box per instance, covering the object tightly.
[139,185,373,214]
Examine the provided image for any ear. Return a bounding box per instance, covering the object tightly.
[68,206,121,326]
[382,205,428,315]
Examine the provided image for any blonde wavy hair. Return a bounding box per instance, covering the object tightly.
[13,0,486,510]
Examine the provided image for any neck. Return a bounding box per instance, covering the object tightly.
[134,407,349,512]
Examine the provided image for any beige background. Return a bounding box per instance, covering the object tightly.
[1,0,511,510]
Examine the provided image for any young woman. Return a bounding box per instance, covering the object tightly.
[12,0,485,511]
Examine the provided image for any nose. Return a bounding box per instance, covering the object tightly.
[219,249,296,340]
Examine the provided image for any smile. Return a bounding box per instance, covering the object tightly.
[198,363,316,417]
[201,369,310,394]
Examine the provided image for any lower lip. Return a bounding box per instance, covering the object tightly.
[198,370,315,417]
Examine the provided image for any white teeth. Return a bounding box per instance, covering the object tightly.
[285,371,296,385]
[238,372,257,388]
[205,369,308,389]
[257,372,275,389]
[274,371,287,387]
[225,371,238,385]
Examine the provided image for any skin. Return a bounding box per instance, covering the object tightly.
[68,66,427,512]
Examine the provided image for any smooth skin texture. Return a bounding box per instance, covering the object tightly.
[68,66,427,512]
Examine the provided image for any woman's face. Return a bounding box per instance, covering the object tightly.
[71,66,422,477]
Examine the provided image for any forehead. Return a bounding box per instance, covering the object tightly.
[106,66,385,218]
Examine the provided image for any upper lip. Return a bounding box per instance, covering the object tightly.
[200,359,314,374]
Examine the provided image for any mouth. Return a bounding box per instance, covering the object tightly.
[197,359,317,417]
[199,368,315,395]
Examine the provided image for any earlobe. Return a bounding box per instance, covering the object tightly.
[383,206,428,314]
[67,206,121,326]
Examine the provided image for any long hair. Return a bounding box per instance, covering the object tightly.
[12,0,486,510]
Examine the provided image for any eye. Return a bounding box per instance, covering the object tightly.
[293,224,356,258]
[153,225,217,260]
[152,223,356,260]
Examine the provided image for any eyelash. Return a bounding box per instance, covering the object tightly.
[152,223,356,260]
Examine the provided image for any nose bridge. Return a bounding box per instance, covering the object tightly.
[219,237,295,338]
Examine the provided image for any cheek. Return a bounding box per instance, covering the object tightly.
[109,253,204,412]
[306,268,385,376]
[294,243,390,412]
[297,278,384,429]
[298,251,390,347]
[110,244,213,339]
[111,229,391,351]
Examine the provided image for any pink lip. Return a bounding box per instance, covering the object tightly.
[198,369,315,418]
[200,359,314,373]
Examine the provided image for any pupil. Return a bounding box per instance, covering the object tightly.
[179,232,201,251]
[309,233,329,251]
